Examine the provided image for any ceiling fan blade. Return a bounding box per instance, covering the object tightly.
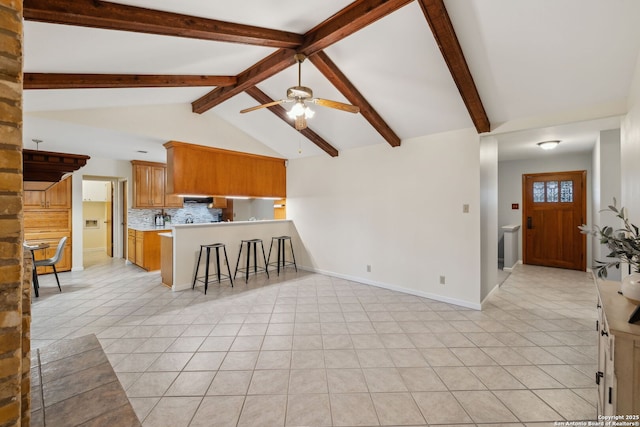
[240,99,285,114]
[294,115,307,131]
[312,98,360,114]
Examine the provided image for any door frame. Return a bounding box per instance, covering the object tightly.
[522,170,587,271]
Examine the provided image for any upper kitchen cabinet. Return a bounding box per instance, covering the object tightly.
[164,141,286,198]
[82,180,111,202]
[24,176,72,210]
[131,161,182,208]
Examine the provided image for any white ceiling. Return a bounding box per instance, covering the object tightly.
[22,0,640,163]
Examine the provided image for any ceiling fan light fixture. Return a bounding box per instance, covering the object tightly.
[289,101,306,117]
[304,106,315,119]
[537,140,560,150]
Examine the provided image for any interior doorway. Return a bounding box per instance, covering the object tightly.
[522,170,586,271]
[82,176,129,262]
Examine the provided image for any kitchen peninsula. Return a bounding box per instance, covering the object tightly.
[162,220,302,291]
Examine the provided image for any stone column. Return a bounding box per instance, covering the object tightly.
[0,0,27,426]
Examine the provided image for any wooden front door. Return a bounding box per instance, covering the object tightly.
[523,170,586,271]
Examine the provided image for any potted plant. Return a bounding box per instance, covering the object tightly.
[580,199,640,322]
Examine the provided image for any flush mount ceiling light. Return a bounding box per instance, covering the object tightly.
[537,140,560,150]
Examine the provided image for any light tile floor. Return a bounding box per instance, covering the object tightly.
[32,252,598,426]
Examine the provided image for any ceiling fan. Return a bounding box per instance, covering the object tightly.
[240,53,360,131]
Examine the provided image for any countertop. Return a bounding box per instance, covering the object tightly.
[172,219,290,229]
[127,225,173,232]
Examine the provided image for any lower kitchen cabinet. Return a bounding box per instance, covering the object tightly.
[127,228,170,271]
[595,278,640,415]
[27,231,72,275]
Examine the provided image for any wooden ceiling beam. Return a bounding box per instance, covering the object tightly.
[309,51,400,147]
[416,0,490,133]
[192,48,297,114]
[24,73,237,89]
[299,0,414,56]
[192,0,414,114]
[23,0,303,48]
[245,86,339,157]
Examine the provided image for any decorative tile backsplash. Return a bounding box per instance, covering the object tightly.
[128,204,223,227]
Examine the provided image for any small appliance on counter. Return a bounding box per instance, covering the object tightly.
[154,214,165,226]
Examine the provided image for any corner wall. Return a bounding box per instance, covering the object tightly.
[480,136,498,302]
[621,49,640,279]
[591,129,622,280]
[287,128,482,309]
[0,1,30,425]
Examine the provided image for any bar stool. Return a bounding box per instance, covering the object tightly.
[267,236,298,275]
[192,243,233,294]
[234,238,269,283]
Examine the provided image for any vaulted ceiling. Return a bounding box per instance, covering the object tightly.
[22,0,640,162]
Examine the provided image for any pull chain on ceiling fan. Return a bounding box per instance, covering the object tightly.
[240,54,360,130]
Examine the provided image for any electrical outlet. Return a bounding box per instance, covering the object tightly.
[439,275,446,285]
[366,264,371,272]
[463,204,470,213]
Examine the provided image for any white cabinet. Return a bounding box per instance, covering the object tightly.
[83,181,111,202]
[595,278,640,416]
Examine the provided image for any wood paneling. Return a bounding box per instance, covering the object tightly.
[23,176,73,274]
[164,141,286,198]
[24,210,70,231]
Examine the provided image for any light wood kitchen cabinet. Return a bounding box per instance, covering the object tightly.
[28,231,72,274]
[127,228,169,271]
[23,176,73,274]
[274,198,286,220]
[127,229,136,264]
[132,160,183,208]
[24,176,72,210]
[595,278,640,415]
[164,141,286,198]
[212,197,227,208]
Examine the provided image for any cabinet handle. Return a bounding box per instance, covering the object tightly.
[597,303,601,309]
[596,371,603,385]
[608,387,613,404]
[596,320,599,331]
[601,329,609,337]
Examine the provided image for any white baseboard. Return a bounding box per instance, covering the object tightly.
[481,283,501,309]
[299,266,481,310]
[503,259,522,272]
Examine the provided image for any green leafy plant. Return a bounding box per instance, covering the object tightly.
[580,199,640,278]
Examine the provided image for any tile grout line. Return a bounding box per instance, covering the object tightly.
[37,348,46,427]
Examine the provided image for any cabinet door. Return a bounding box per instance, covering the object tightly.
[127,229,136,264]
[151,166,165,207]
[46,177,72,209]
[135,232,144,267]
[24,191,46,209]
[134,165,152,208]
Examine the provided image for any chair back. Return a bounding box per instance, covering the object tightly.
[52,236,67,263]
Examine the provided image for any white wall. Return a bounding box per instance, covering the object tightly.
[287,128,483,309]
[621,50,640,279]
[71,157,132,270]
[592,129,622,280]
[480,136,498,302]
[498,152,593,264]
[82,202,107,251]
